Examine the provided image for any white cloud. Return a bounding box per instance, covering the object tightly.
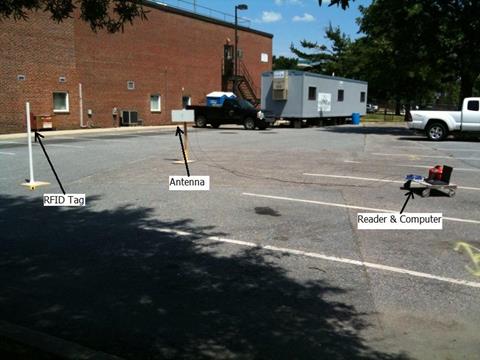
[292,13,315,22]
[275,0,303,5]
[261,11,282,23]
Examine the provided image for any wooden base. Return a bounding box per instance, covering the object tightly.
[172,160,195,164]
[21,181,50,190]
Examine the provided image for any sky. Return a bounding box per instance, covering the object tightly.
[160,0,372,57]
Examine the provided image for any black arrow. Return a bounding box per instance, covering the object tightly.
[400,191,414,214]
[35,131,66,194]
[175,126,190,177]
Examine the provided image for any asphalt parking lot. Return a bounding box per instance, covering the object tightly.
[1,123,479,359]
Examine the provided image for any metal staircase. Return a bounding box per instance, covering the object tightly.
[222,59,260,107]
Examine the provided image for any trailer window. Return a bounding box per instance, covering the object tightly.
[360,92,366,103]
[308,87,316,100]
[338,89,344,102]
[467,100,479,111]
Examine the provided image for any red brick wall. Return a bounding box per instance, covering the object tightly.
[0,5,272,133]
[0,14,80,132]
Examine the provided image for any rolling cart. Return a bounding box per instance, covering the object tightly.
[402,165,457,198]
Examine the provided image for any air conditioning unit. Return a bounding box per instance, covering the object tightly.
[121,110,139,126]
[273,80,286,90]
[273,89,288,100]
[272,71,288,100]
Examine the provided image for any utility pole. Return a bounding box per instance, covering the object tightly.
[234,4,248,96]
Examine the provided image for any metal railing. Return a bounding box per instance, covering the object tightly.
[239,60,259,99]
[149,0,251,27]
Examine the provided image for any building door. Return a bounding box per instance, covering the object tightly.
[182,96,191,109]
[224,44,234,78]
[222,44,235,92]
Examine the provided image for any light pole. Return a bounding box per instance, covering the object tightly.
[234,4,248,95]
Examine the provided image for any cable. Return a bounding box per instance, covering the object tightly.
[187,127,373,188]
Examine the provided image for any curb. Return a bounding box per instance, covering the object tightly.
[0,320,124,359]
[0,125,181,140]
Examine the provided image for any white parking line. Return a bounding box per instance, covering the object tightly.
[0,151,15,156]
[397,164,480,172]
[344,160,480,173]
[434,148,480,152]
[97,139,135,143]
[242,192,480,225]
[305,173,403,184]
[0,141,21,144]
[388,145,425,148]
[77,137,134,143]
[46,144,84,149]
[303,173,480,191]
[372,152,480,161]
[142,226,480,289]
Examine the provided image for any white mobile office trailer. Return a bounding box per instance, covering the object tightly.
[261,70,368,127]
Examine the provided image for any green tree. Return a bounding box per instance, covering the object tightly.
[318,0,353,10]
[359,0,480,104]
[0,0,147,32]
[290,24,351,76]
[358,2,443,111]
[272,56,299,71]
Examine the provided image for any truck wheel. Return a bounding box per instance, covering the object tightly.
[195,116,207,128]
[426,122,448,141]
[243,117,256,130]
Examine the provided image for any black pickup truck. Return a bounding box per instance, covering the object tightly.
[187,98,273,130]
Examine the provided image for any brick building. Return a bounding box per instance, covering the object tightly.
[0,2,273,133]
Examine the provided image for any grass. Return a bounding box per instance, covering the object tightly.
[362,113,405,122]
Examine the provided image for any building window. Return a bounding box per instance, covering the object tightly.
[360,91,366,103]
[261,53,269,63]
[127,80,135,90]
[53,92,69,113]
[338,89,344,102]
[308,87,316,100]
[150,95,161,112]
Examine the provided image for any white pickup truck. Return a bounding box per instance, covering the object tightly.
[405,97,480,140]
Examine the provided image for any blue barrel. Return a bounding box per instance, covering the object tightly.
[352,112,361,125]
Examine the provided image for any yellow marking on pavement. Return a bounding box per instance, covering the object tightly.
[455,242,480,277]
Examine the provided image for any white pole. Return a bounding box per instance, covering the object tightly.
[25,101,35,183]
